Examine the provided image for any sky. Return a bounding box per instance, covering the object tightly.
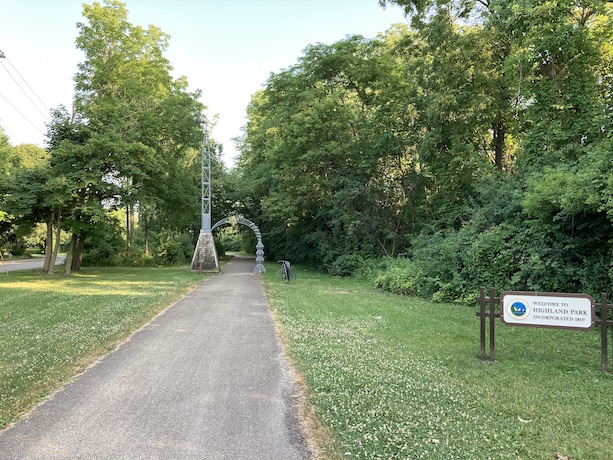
[0,0,407,166]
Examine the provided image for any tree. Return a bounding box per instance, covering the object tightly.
[0,159,53,268]
[379,0,526,172]
[0,128,13,180]
[9,144,49,170]
[0,130,12,245]
[45,0,205,269]
[0,142,56,262]
[235,1,613,298]
[74,0,203,209]
[238,31,422,267]
[371,0,613,300]
[517,0,611,171]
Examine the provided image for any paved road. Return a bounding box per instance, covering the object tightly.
[0,256,310,460]
[1,256,66,272]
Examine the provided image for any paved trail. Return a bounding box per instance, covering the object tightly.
[0,256,310,460]
[1,256,66,273]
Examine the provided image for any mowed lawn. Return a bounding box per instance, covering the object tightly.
[2,262,612,459]
[0,266,202,429]
[263,266,613,460]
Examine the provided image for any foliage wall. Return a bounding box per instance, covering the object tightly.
[237,0,613,301]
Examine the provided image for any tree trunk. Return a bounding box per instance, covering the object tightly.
[493,119,505,171]
[73,238,85,272]
[126,204,131,250]
[130,205,135,246]
[144,216,150,256]
[47,207,62,275]
[71,239,78,271]
[65,233,77,276]
[126,203,135,250]
[43,211,54,273]
[491,37,511,172]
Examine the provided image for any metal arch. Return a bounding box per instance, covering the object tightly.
[212,217,261,243]
[212,217,266,273]
[211,217,230,231]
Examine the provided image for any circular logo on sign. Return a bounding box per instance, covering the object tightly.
[508,299,529,320]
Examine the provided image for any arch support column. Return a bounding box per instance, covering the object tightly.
[254,241,265,273]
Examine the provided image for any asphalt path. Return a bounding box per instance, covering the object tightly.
[1,256,66,273]
[0,256,311,459]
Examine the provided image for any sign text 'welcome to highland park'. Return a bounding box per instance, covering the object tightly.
[501,292,595,331]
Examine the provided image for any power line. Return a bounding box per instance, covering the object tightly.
[0,91,45,135]
[0,117,21,144]
[0,49,48,144]
[5,56,50,118]
[0,51,50,122]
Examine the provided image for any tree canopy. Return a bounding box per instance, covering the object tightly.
[0,0,231,271]
[1,0,612,298]
[237,0,613,297]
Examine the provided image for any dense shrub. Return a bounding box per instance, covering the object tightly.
[327,254,366,277]
[7,246,28,257]
[374,258,423,296]
[156,233,194,265]
[109,250,157,267]
[372,173,613,303]
[218,231,242,252]
[83,227,124,266]
[374,216,613,304]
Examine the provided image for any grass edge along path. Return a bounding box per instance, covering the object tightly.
[0,266,204,430]
[263,265,613,460]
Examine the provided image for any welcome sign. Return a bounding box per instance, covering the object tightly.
[501,291,595,330]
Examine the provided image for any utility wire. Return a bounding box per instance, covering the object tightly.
[0,91,45,135]
[5,56,50,118]
[0,56,50,122]
[0,117,21,144]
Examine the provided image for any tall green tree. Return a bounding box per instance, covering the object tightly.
[0,129,12,240]
[239,31,421,267]
[42,0,206,268]
[380,0,521,171]
[517,0,611,170]
[0,140,51,256]
[0,145,69,273]
[0,129,11,175]
[372,0,613,300]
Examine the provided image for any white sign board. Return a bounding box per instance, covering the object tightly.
[501,291,594,330]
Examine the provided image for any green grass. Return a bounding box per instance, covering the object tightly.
[263,265,613,460]
[0,266,203,429]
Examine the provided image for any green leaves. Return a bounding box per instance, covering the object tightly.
[57,0,207,256]
[235,0,613,298]
[238,31,418,264]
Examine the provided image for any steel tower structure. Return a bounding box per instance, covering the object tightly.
[190,118,219,272]
[201,118,211,232]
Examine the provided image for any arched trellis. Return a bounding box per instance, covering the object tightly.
[212,217,266,273]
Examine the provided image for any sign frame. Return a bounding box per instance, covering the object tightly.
[500,291,595,331]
